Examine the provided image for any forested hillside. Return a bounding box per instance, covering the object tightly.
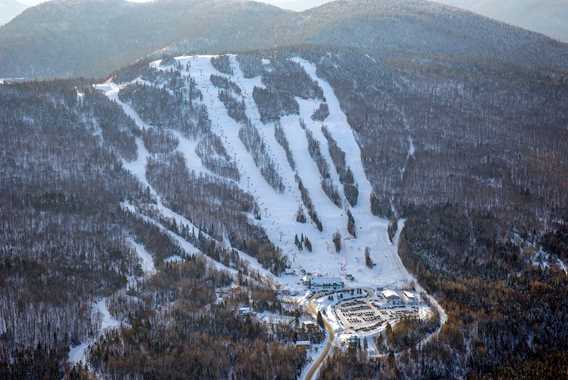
[2,0,568,79]
[0,78,309,378]
[1,1,568,377]
[436,0,568,42]
[1,45,567,377]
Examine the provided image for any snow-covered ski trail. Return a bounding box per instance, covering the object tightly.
[143,54,415,290]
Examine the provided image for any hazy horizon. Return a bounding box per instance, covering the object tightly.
[10,0,329,7]
[5,0,568,42]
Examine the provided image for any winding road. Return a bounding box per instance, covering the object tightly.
[303,302,336,380]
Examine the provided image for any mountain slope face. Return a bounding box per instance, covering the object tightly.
[2,0,568,79]
[2,48,568,377]
[103,53,411,287]
[436,0,568,42]
[0,0,27,26]
[0,51,410,377]
[0,73,308,378]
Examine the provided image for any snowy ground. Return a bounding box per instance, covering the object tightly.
[68,215,157,367]
[299,337,329,380]
[145,55,413,292]
[68,299,123,366]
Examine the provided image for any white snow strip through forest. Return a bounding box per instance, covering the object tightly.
[68,299,122,367]
[128,237,157,275]
[149,55,413,292]
[95,81,280,285]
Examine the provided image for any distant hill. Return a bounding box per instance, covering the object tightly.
[0,0,293,79]
[0,0,27,26]
[296,0,568,68]
[436,0,568,42]
[263,0,329,11]
[1,0,568,79]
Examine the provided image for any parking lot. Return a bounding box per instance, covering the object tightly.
[333,292,422,335]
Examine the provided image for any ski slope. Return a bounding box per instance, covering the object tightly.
[142,54,413,290]
[97,54,413,295]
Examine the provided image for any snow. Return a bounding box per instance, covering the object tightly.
[365,54,378,64]
[97,80,273,281]
[140,54,413,291]
[299,337,329,380]
[95,82,149,131]
[123,201,238,276]
[532,248,568,274]
[256,311,295,325]
[103,52,438,324]
[165,255,184,263]
[382,289,399,298]
[403,290,416,299]
[98,52,442,337]
[91,53,447,364]
[128,237,156,275]
[68,341,91,366]
[289,57,413,288]
[94,299,121,331]
[68,298,121,366]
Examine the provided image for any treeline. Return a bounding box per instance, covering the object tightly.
[304,126,342,208]
[196,133,240,181]
[239,121,285,192]
[119,79,209,138]
[252,58,323,123]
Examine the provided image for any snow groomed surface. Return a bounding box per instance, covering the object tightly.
[141,55,413,291]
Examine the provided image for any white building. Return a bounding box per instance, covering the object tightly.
[381,289,404,307]
[402,291,418,305]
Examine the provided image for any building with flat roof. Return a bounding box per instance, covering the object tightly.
[382,289,400,299]
[310,276,345,290]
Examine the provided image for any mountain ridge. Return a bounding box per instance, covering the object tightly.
[0,0,27,26]
[436,0,568,42]
[1,0,568,79]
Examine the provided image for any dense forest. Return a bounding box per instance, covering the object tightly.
[0,78,308,378]
[319,206,568,379]
[1,42,567,379]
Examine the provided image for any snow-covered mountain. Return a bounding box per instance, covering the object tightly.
[98,54,412,289]
[2,44,568,377]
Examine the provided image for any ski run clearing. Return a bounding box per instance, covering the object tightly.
[87,54,443,373]
[141,54,412,290]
